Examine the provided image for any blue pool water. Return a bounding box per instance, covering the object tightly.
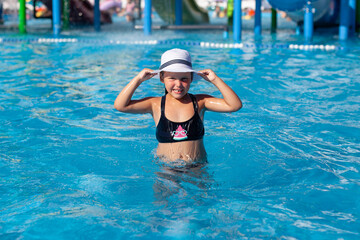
[1,31,360,239]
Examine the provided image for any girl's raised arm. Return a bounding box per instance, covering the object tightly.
[114,68,157,114]
[197,69,242,112]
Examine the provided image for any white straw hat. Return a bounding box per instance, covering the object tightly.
[154,48,201,79]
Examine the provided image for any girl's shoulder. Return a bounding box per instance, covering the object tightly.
[141,96,162,101]
[147,96,162,108]
[132,96,161,110]
[193,94,214,101]
[193,94,214,110]
[135,96,162,115]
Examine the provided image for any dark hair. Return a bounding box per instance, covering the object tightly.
[160,72,167,94]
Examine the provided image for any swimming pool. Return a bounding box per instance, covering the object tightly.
[1,31,360,239]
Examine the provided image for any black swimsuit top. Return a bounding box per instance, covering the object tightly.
[156,94,205,143]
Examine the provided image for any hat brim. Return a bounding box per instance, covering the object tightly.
[153,70,202,81]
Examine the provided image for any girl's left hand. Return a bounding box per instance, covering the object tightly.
[197,69,219,82]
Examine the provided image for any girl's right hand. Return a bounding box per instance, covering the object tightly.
[136,68,157,83]
[197,69,219,83]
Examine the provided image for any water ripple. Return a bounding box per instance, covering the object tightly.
[1,39,360,239]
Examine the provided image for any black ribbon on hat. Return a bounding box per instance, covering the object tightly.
[159,59,192,70]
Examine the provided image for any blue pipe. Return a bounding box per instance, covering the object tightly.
[52,0,61,35]
[144,0,152,35]
[267,0,307,12]
[0,2,3,23]
[255,0,261,35]
[296,24,301,35]
[339,0,349,40]
[233,0,242,41]
[304,1,313,42]
[349,0,356,35]
[175,0,182,25]
[94,0,100,31]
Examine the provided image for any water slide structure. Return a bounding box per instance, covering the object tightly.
[32,0,341,27]
[267,0,340,27]
[152,0,340,27]
[152,0,209,24]
[17,0,351,36]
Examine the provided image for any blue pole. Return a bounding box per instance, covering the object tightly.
[0,2,3,23]
[94,0,101,31]
[52,0,61,35]
[175,0,182,25]
[339,0,350,40]
[233,0,242,41]
[296,24,301,35]
[144,0,152,35]
[304,1,313,42]
[254,0,261,35]
[349,0,356,35]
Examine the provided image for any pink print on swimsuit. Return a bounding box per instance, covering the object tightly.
[172,125,188,141]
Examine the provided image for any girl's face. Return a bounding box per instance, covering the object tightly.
[161,72,192,99]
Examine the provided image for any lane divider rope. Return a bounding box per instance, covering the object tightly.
[0,37,343,51]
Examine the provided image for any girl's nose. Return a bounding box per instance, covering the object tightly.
[174,79,182,86]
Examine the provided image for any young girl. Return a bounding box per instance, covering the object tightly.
[114,49,242,164]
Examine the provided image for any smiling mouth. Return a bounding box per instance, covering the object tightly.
[172,89,183,94]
